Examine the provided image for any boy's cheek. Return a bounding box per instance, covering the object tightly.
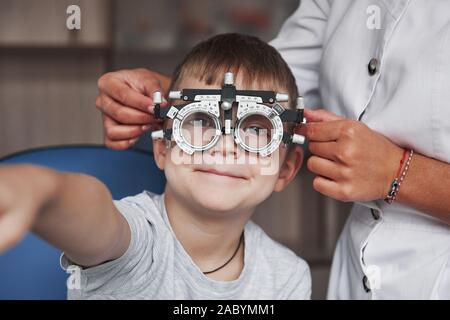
[248,175,280,204]
[255,150,284,177]
[153,140,184,170]
[152,140,167,170]
[166,145,196,167]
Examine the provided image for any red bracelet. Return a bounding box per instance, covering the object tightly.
[384,149,414,204]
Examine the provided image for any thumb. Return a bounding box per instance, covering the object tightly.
[0,208,32,254]
[123,69,169,109]
[304,108,344,123]
[134,70,168,103]
[141,82,169,111]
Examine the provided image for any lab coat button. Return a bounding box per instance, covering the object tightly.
[368,58,379,76]
[363,275,371,292]
[371,208,380,220]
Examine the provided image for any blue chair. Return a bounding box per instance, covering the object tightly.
[0,145,166,299]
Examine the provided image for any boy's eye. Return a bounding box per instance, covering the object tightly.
[191,118,213,127]
[244,125,266,136]
[184,113,216,129]
[239,114,273,142]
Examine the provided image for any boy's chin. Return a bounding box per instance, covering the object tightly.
[191,192,246,215]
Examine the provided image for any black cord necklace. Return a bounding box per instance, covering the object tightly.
[203,232,245,275]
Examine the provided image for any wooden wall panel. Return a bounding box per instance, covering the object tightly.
[0,51,105,157]
[0,0,111,47]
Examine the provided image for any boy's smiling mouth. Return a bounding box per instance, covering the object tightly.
[193,168,248,180]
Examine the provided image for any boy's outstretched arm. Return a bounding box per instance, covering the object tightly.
[0,165,130,267]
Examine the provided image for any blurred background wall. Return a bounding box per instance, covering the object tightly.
[0,0,351,299]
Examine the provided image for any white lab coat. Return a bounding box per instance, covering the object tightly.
[270,0,450,299]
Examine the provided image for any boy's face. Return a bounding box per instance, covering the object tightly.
[153,76,303,216]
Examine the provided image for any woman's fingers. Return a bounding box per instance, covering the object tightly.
[102,115,164,150]
[98,73,154,112]
[307,155,342,181]
[103,116,148,140]
[312,176,352,202]
[309,141,339,161]
[102,116,143,150]
[96,94,156,125]
[96,69,167,151]
[104,139,139,150]
[301,121,345,142]
[131,68,168,103]
[304,108,344,122]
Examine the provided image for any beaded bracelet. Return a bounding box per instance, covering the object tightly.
[384,149,414,204]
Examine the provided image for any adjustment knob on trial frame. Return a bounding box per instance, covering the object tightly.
[168,91,183,100]
[153,91,162,104]
[296,96,305,110]
[291,133,305,145]
[224,72,234,86]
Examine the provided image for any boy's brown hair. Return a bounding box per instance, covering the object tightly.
[170,33,299,110]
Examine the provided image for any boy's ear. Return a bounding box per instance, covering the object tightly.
[273,146,304,192]
[152,138,167,170]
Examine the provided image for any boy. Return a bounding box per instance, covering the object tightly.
[0,33,311,299]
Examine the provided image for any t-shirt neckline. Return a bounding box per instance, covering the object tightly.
[152,191,256,295]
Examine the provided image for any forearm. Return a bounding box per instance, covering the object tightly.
[395,152,450,224]
[32,168,130,266]
[0,165,130,266]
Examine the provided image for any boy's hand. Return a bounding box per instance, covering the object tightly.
[96,68,171,150]
[0,165,56,253]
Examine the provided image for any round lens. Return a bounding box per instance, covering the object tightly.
[181,112,219,148]
[237,114,273,151]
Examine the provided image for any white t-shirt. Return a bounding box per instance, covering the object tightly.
[61,191,311,299]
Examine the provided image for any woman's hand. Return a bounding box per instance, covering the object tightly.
[299,109,404,202]
[96,68,171,150]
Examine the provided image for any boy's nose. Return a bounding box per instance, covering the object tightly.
[209,133,240,159]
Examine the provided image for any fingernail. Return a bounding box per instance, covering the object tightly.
[129,138,138,145]
[148,105,154,113]
[142,125,152,131]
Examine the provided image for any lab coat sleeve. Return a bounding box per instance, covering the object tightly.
[269,0,332,109]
